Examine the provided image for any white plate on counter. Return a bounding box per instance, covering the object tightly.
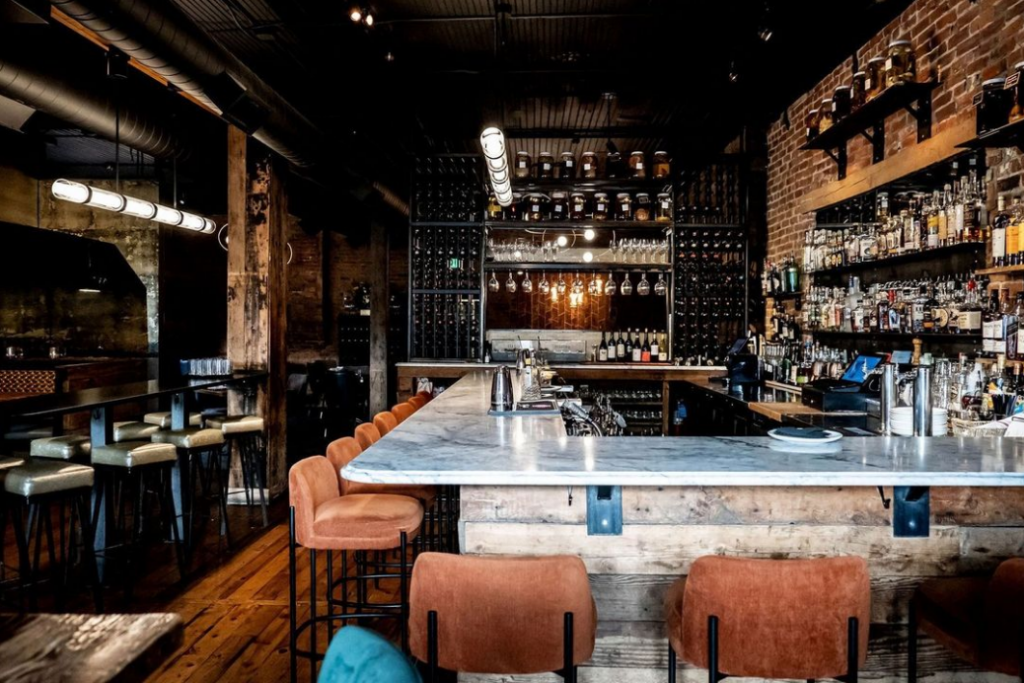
[768,427,844,444]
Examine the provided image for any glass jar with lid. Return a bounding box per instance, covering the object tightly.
[570,192,588,220]
[606,152,624,179]
[580,152,599,179]
[524,193,549,222]
[655,193,674,223]
[629,151,646,179]
[593,193,610,220]
[832,85,852,122]
[537,152,555,179]
[560,152,576,179]
[487,193,502,220]
[616,193,633,221]
[865,57,886,101]
[652,151,671,179]
[1011,62,1024,123]
[550,191,569,221]
[635,193,653,221]
[805,109,820,142]
[818,99,834,133]
[850,72,867,111]
[976,77,1012,135]
[505,193,523,221]
[514,152,532,179]
[885,40,916,87]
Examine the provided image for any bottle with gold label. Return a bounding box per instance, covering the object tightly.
[1013,198,1024,266]
[1009,197,1021,266]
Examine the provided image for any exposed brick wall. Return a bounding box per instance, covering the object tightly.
[767,0,1024,264]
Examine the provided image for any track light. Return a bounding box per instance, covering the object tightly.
[758,25,773,42]
[52,179,215,234]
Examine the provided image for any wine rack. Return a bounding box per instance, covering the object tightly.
[675,160,743,226]
[409,155,485,360]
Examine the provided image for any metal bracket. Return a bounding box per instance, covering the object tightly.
[905,94,933,143]
[859,122,885,164]
[893,486,930,538]
[823,143,848,180]
[586,485,622,536]
[877,486,891,509]
[90,406,111,447]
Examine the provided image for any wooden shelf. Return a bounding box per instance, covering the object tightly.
[800,80,939,180]
[511,178,673,193]
[957,117,1024,153]
[806,241,984,278]
[811,330,980,342]
[976,263,1024,276]
[486,220,670,230]
[767,291,802,301]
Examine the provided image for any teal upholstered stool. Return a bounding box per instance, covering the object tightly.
[318,626,421,683]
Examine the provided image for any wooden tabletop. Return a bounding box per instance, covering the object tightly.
[0,613,183,683]
[748,401,825,422]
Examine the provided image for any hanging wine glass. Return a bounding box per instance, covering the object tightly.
[557,273,567,295]
[538,272,550,294]
[589,274,601,296]
[654,272,668,296]
[488,272,500,293]
[637,271,651,296]
[522,271,533,294]
[572,272,584,295]
[621,272,633,295]
[506,271,517,293]
[605,272,617,296]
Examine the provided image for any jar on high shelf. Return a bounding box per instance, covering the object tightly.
[487,193,502,220]
[1011,62,1024,123]
[805,108,820,142]
[524,193,549,222]
[593,192,610,221]
[635,193,653,221]
[537,152,556,179]
[885,40,916,87]
[514,152,532,179]
[570,192,588,220]
[976,77,1013,135]
[850,71,867,111]
[655,193,674,223]
[832,85,852,123]
[606,152,624,179]
[653,151,671,179]
[865,57,886,101]
[504,193,523,221]
[818,99,835,133]
[560,152,577,179]
[629,151,646,179]
[615,192,633,221]
[580,152,599,179]
[550,191,569,221]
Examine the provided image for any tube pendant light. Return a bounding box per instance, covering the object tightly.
[51,179,216,234]
[480,127,514,207]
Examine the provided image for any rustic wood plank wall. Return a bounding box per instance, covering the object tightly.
[461,485,1024,683]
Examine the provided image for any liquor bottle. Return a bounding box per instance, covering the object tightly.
[616,330,626,360]
[1012,198,1024,266]
[993,195,1009,267]
[624,329,634,362]
[1004,291,1019,358]
[631,331,642,363]
[641,330,652,362]
[983,290,1002,355]
[650,330,660,360]
[599,332,609,362]
[926,194,940,250]
[959,277,983,335]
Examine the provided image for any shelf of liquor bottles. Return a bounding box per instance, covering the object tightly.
[958,116,1024,153]
[810,330,982,341]
[805,240,985,279]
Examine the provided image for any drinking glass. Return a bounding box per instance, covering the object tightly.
[621,273,633,295]
[522,272,533,294]
[488,272,500,293]
[654,273,668,296]
[538,273,550,294]
[557,273,568,295]
[506,272,517,293]
[605,273,617,296]
[637,272,651,295]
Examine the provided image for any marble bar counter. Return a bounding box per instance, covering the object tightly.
[348,371,1024,683]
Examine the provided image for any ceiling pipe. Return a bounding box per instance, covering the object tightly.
[0,48,187,159]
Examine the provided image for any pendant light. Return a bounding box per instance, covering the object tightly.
[480,126,514,207]
[52,179,217,233]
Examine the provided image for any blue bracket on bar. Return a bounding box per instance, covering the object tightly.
[587,486,622,536]
[893,486,930,538]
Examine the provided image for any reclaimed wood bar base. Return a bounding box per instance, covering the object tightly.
[460,484,1024,683]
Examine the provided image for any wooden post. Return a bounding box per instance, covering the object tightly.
[369,219,389,415]
[226,126,289,496]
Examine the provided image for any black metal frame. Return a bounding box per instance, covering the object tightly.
[288,508,413,683]
[668,615,859,683]
[225,431,269,528]
[424,608,578,683]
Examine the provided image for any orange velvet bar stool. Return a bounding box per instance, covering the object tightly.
[354,423,380,451]
[391,403,416,424]
[373,411,398,437]
[909,557,1024,680]
[288,456,423,683]
[409,553,597,683]
[665,556,870,683]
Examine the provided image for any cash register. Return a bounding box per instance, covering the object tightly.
[801,354,884,412]
[719,338,761,387]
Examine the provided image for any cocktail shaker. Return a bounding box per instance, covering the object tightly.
[491,366,513,412]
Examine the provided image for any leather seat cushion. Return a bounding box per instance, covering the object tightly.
[113,421,160,442]
[307,493,423,551]
[143,411,202,429]
[30,436,91,461]
[4,460,94,497]
[206,415,265,435]
[92,441,178,468]
[152,427,225,449]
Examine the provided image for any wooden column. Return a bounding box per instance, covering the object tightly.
[369,219,389,415]
[226,126,289,495]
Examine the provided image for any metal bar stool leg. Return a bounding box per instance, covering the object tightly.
[289,508,298,683]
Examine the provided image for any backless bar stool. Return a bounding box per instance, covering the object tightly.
[373,412,398,437]
[288,456,423,683]
[143,412,203,429]
[112,421,160,443]
[205,415,268,527]
[30,436,91,463]
[409,553,597,683]
[909,557,1024,680]
[3,459,101,610]
[151,427,228,551]
[665,556,870,683]
[391,403,416,424]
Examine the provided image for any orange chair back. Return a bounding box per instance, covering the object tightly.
[676,556,870,679]
[325,437,362,495]
[408,395,427,409]
[354,423,381,451]
[392,403,416,424]
[416,391,433,403]
[288,456,339,547]
[409,552,596,674]
[373,411,398,436]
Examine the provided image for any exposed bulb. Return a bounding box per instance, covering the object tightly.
[583,251,593,263]
[583,229,595,241]
[556,235,568,247]
[364,12,374,26]
[350,8,362,22]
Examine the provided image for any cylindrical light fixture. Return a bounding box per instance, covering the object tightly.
[51,179,215,235]
[85,187,127,212]
[480,126,515,207]
[51,179,91,204]
[152,204,184,226]
[122,196,158,219]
